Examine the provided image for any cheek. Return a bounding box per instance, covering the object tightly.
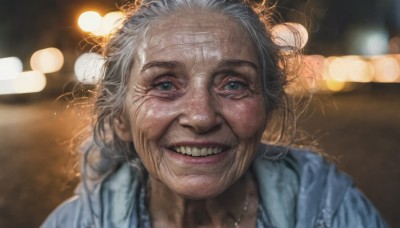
[129,99,179,144]
[220,97,267,140]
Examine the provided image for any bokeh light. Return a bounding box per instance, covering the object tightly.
[346,57,373,82]
[0,71,46,95]
[271,22,309,50]
[0,57,23,80]
[13,71,46,93]
[30,47,64,74]
[92,11,124,36]
[371,56,400,83]
[0,80,15,95]
[324,80,348,92]
[325,56,373,83]
[74,53,105,84]
[78,11,102,32]
[326,57,348,81]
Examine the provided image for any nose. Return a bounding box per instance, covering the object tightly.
[179,89,221,133]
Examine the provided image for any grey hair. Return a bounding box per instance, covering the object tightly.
[92,0,296,166]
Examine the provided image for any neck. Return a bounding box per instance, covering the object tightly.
[147,172,258,228]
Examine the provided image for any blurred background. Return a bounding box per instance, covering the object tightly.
[0,0,399,227]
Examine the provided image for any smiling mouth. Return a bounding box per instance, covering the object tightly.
[172,146,223,157]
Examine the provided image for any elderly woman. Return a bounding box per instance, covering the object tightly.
[43,0,387,227]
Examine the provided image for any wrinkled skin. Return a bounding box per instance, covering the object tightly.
[115,10,267,202]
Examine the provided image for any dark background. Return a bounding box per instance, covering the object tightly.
[0,0,399,227]
[1,0,399,58]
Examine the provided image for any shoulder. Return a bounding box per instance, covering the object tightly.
[252,145,349,194]
[40,196,90,228]
[41,162,144,228]
[332,187,389,227]
[253,145,353,192]
[253,145,388,227]
[285,147,388,227]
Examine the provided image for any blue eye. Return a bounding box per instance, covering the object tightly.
[156,81,175,91]
[223,81,246,90]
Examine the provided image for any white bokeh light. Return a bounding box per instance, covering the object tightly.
[271,22,309,50]
[78,11,102,33]
[0,57,23,80]
[74,53,105,84]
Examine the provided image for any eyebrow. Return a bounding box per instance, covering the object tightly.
[219,59,258,71]
[140,61,181,73]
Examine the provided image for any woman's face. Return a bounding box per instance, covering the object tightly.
[116,10,267,199]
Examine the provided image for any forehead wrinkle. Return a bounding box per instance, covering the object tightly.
[174,30,226,43]
[146,41,218,58]
[144,16,253,54]
[147,31,223,53]
[147,19,242,43]
[146,32,250,58]
[138,12,259,76]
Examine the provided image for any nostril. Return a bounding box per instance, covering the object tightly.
[187,119,221,133]
[179,111,222,133]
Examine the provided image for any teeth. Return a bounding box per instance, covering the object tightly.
[200,148,207,156]
[192,148,201,156]
[213,148,219,154]
[174,146,223,157]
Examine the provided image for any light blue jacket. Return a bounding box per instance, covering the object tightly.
[42,145,388,227]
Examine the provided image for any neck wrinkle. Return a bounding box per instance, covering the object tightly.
[147,173,256,227]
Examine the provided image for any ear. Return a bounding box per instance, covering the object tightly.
[114,116,132,142]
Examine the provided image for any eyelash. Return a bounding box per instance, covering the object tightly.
[222,80,247,91]
[150,73,250,99]
[154,81,175,91]
[151,76,182,99]
[220,74,249,89]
